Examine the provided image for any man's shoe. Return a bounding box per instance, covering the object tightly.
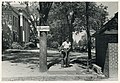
[61,65,65,68]
[66,65,69,67]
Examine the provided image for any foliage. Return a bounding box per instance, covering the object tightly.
[47,34,53,47]
[2,21,12,51]
[2,32,12,50]
[2,2,108,50]
[22,2,108,48]
[25,2,53,47]
[11,42,23,49]
[48,2,108,46]
[50,41,59,49]
[24,42,36,49]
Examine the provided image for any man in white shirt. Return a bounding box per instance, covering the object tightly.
[60,38,71,67]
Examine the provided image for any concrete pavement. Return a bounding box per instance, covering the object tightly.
[2,61,98,81]
[2,49,115,81]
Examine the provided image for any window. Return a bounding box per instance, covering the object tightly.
[9,15,12,25]
[13,16,14,26]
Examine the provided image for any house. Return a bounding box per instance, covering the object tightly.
[72,29,96,51]
[11,3,30,43]
[2,4,20,42]
[95,12,118,78]
[2,3,30,44]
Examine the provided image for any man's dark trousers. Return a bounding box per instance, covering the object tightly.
[61,50,70,67]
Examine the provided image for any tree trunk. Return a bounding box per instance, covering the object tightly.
[66,15,73,50]
[86,2,92,68]
[69,23,73,51]
[39,31,47,72]
[37,2,52,72]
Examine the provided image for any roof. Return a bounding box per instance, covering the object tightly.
[2,4,20,15]
[104,30,118,34]
[10,3,29,19]
[10,3,26,8]
[93,12,118,36]
[90,29,96,36]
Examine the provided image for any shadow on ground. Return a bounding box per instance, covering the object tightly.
[2,50,93,69]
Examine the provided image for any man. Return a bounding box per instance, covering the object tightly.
[60,38,71,67]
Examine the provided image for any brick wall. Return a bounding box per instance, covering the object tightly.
[103,43,118,78]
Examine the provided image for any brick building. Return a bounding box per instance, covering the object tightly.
[95,12,118,78]
[2,3,30,44]
[11,3,30,43]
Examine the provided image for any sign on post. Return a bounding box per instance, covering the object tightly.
[37,26,50,31]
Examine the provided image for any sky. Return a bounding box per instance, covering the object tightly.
[96,2,118,19]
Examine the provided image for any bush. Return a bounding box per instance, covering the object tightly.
[47,34,53,47]
[2,23,12,51]
[2,37,12,49]
[73,39,87,52]
[24,42,36,49]
[50,41,59,49]
[11,42,23,49]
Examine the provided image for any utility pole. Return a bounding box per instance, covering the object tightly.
[86,2,92,70]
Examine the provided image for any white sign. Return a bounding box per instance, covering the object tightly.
[37,26,50,31]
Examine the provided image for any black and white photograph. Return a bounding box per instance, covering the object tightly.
[1,0,118,81]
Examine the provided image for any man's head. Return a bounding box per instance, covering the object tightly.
[66,37,69,43]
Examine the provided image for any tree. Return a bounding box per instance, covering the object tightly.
[2,2,13,51]
[24,2,39,44]
[22,2,52,72]
[48,2,77,47]
[86,2,91,70]
[48,2,108,48]
[37,2,52,72]
[88,3,108,31]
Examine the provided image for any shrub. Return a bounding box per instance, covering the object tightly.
[2,37,12,49]
[50,41,59,49]
[11,42,23,49]
[47,34,53,47]
[24,42,36,49]
[2,23,12,51]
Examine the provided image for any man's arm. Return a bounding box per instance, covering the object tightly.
[59,42,64,51]
[67,42,71,51]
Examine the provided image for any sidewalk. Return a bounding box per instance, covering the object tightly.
[2,61,99,81]
[2,49,112,81]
